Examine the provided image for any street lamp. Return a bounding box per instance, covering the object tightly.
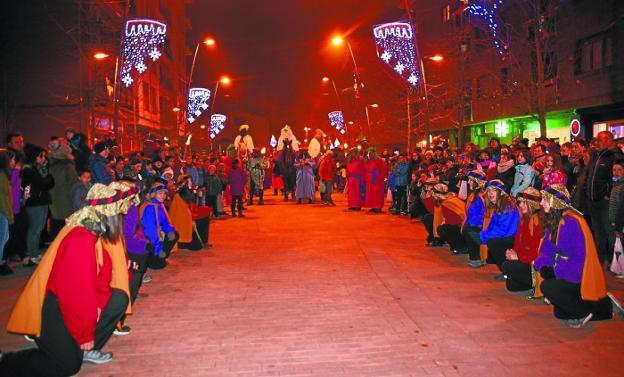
[185,37,218,135]
[330,34,362,87]
[93,52,110,60]
[209,75,232,117]
[426,54,444,62]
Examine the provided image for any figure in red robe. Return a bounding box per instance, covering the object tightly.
[364,148,387,213]
[346,148,366,210]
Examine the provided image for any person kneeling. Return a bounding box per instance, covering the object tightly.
[501,187,543,295]
[534,184,622,328]
[1,183,136,376]
[141,182,178,269]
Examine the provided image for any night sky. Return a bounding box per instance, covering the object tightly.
[187,0,408,141]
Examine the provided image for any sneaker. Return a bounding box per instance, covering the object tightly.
[607,292,624,319]
[31,255,42,264]
[566,313,593,329]
[142,274,153,284]
[203,243,214,249]
[494,274,507,282]
[0,263,13,275]
[83,350,113,364]
[22,258,37,267]
[24,335,35,342]
[113,325,131,336]
[468,260,484,268]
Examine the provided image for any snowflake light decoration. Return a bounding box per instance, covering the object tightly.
[210,114,226,139]
[187,88,211,123]
[373,21,421,88]
[328,111,346,134]
[466,0,507,56]
[119,19,167,88]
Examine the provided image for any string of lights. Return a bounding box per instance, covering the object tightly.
[466,0,507,56]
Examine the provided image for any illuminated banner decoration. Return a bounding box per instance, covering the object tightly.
[120,19,167,87]
[466,0,507,56]
[373,21,420,87]
[187,88,212,123]
[328,111,346,135]
[210,114,226,139]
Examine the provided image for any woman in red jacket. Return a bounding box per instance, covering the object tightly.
[501,187,543,294]
[2,182,137,376]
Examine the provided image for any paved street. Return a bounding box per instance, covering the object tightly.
[2,195,624,377]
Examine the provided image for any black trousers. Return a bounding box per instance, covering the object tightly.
[463,226,482,261]
[540,278,613,321]
[147,232,179,270]
[49,219,65,241]
[178,217,210,251]
[249,180,264,204]
[487,236,516,271]
[501,260,532,292]
[437,224,465,251]
[127,252,149,304]
[395,186,407,212]
[5,210,28,260]
[0,290,128,377]
[422,214,438,243]
[205,195,218,215]
[231,195,243,215]
[587,199,611,264]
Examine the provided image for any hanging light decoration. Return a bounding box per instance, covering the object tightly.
[209,114,226,139]
[328,111,346,134]
[373,21,420,87]
[119,19,167,87]
[187,88,211,123]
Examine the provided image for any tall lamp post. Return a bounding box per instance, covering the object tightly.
[185,37,216,136]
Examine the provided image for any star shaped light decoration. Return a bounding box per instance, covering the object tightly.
[373,21,421,88]
[119,19,167,87]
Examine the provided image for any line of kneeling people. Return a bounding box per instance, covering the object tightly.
[420,170,624,329]
[0,174,212,377]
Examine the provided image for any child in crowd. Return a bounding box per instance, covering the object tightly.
[228,159,246,217]
[70,170,92,212]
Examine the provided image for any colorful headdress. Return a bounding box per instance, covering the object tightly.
[239,124,249,131]
[148,182,168,195]
[66,182,139,227]
[517,187,541,213]
[366,147,378,159]
[432,183,453,200]
[540,184,572,211]
[467,170,487,188]
[485,179,508,196]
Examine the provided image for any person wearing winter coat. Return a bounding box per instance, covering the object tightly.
[21,144,55,266]
[511,149,535,197]
[48,143,77,238]
[88,142,114,185]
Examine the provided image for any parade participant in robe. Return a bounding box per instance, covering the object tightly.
[364,147,387,214]
[346,148,366,210]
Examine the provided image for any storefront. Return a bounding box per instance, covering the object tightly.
[577,102,624,139]
[466,110,575,148]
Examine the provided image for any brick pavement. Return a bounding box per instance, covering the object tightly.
[1,194,624,376]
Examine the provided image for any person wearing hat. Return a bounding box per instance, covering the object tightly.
[422,183,452,246]
[534,184,623,328]
[364,147,387,213]
[476,179,519,279]
[500,187,543,294]
[89,141,114,185]
[308,129,325,159]
[3,182,137,373]
[461,170,488,261]
[140,181,178,269]
[234,124,255,155]
[21,144,55,267]
[276,125,300,152]
[247,147,267,205]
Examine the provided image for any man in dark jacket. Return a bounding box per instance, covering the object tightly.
[88,142,114,184]
[66,128,92,172]
[585,131,617,265]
